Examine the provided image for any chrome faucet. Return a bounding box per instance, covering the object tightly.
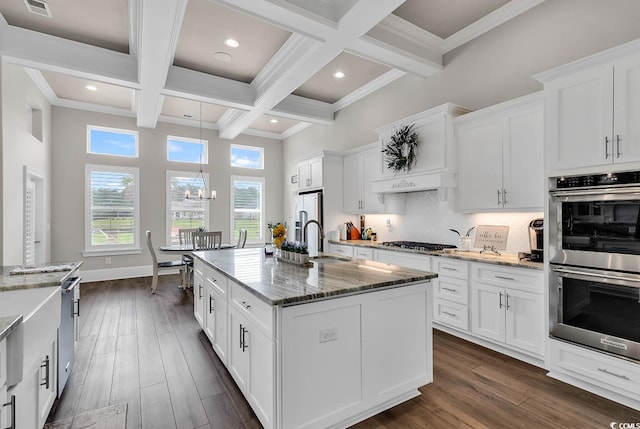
[303,220,325,252]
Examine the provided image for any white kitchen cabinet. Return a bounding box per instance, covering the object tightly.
[432,257,470,332]
[374,249,430,271]
[204,268,228,365]
[0,338,9,429]
[328,243,354,258]
[193,260,206,328]
[455,92,543,211]
[470,263,544,358]
[353,246,374,260]
[344,145,405,214]
[536,47,640,171]
[297,156,323,191]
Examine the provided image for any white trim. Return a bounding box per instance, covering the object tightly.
[281,122,312,139]
[86,125,139,158]
[80,264,179,283]
[24,68,57,103]
[82,248,143,257]
[230,144,264,169]
[167,134,208,164]
[230,175,266,245]
[85,164,140,253]
[332,69,406,111]
[166,169,210,244]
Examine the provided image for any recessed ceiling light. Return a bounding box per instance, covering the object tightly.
[213,52,232,62]
[224,38,239,48]
[85,85,97,91]
[334,71,345,79]
[270,119,278,124]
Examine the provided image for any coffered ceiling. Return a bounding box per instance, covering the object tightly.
[0,0,544,140]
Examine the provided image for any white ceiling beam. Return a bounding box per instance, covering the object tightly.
[135,0,188,128]
[0,25,138,87]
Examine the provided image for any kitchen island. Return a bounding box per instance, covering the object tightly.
[192,248,437,429]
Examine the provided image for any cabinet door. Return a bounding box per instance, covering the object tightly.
[212,289,227,364]
[204,284,216,342]
[193,270,205,328]
[343,153,362,213]
[297,161,310,190]
[37,338,57,428]
[308,156,323,188]
[227,308,249,392]
[456,119,503,211]
[247,327,275,429]
[504,288,544,357]
[471,283,505,343]
[361,148,383,212]
[613,54,640,164]
[502,105,544,209]
[547,66,614,171]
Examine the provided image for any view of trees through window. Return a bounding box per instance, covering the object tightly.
[232,177,264,243]
[89,169,136,246]
[168,174,208,244]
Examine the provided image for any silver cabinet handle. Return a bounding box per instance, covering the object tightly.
[239,301,251,310]
[442,311,457,318]
[503,189,507,205]
[616,134,621,158]
[74,298,80,317]
[241,325,249,352]
[499,291,503,309]
[442,267,457,271]
[198,284,203,299]
[598,367,630,380]
[442,287,457,292]
[505,293,511,310]
[497,189,501,206]
[209,295,215,313]
[3,395,15,429]
[41,355,50,389]
[605,136,610,158]
[495,275,515,281]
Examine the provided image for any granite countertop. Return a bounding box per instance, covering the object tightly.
[0,261,83,292]
[193,248,437,306]
[330,240,543,270]
[0,314,22,342]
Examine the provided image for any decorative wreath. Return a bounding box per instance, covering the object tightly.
[381,124,419,173]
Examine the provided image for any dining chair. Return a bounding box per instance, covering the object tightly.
[192,231,223,250]
[236,229,247,248]
[178,228,199,289]
[146,230,184,294]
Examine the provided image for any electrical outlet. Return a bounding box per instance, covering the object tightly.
[319,327,337,343]
[105,257,111,265]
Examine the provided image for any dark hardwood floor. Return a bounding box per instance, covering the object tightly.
[48,275,640,428]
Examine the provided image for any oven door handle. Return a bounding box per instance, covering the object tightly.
[550,186,640,198]
[552,266,640,289]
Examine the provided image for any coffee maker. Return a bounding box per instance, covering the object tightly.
[528,218,544,262]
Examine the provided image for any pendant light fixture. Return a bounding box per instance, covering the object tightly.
[185,102,216,201]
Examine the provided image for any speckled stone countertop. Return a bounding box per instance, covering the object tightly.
[330,240,543,270]
[193,248,437,306]
[0,314,22,342]
[0,261,83,292]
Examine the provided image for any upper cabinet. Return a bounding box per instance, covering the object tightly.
[343,144,405,214]
[297,155,324,191]
[535,40,640,172]
[455,93,544,211]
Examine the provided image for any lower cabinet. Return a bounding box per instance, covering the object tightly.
[471,263,544,358]
[374,249,430,271]
[432,258,470,332]
[328,243,353,257]
[204,270,227,365]
[193,261,206,328]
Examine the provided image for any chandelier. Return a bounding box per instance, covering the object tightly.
[185,102,216,201]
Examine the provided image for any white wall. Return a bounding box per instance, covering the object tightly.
[51,107,283,273]
[282,0,640,246]
[1,61,52,266]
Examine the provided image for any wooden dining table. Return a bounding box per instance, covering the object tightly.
[158,243,236,289]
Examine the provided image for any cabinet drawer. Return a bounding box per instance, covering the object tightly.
[433,299,468,331]
[205,266,227,296]
[330,244,353,257]
[229,281,274,340]
[194,259,206,277]
[353,247,373,260]
[434,276,468,305]
[374,250,430,271]
[472,263,543,294]
[433,258,468,280]
[550,340,640,397]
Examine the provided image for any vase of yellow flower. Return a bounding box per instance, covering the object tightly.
[267,222,286,249]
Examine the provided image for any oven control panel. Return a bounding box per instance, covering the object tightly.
[554,171,640,189]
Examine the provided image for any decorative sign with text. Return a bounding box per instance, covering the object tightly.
[474,225,509,250]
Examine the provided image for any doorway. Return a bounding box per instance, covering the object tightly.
[24,167,45,265]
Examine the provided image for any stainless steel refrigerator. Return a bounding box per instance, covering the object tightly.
[293,191,323,256]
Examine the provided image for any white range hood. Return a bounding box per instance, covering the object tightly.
[371,171,456,194]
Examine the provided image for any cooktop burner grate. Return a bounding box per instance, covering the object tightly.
[381,241,457,251]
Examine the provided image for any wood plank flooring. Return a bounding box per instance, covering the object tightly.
[48,275,640,429]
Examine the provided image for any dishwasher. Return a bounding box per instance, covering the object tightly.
[58,276,81,397]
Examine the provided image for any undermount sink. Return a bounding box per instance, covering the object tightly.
[310,255,351,264]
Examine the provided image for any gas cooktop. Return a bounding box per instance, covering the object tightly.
[380,241,457,251]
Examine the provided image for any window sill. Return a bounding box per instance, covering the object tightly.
[82,248,143,257]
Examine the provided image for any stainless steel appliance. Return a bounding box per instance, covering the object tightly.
[549,170,640,361]
[528,218,544,262]
[58,276,81,397]
[293,191,323,256]
[381,241,457,251]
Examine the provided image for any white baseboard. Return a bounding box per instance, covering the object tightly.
[79,265,180,283]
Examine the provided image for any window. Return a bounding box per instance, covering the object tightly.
[87,125,138,157]
[166,170,210,244]
[231,176,264,244]
[167,135,208,164]
[230,144,264,169]
[85,165,140,254]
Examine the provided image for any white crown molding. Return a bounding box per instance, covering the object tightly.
[54,98,137,118]
[281,122,312,139]
[442,0,546,53]
[24,68,57,104]
[370,14,443,58]
[332,68,405,111]
[241,128,285,140]
[129,0,142,61]
[157,114,219,130]
[270,94,333,124]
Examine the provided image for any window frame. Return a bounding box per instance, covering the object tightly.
[166,170,211,245]
[230,144,264,170]
[167,135,208,164]
[87,125,139,158]
[230,175,265,245]
[84,164,141,256]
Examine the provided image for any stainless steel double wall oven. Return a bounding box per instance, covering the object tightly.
[549,171,640,361]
